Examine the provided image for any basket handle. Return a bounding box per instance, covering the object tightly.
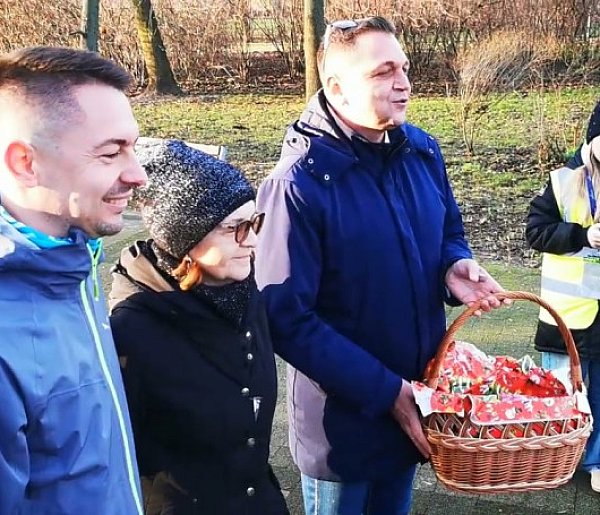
[424,291,584,392]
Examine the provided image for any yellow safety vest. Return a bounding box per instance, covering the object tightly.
[539,167,600,329]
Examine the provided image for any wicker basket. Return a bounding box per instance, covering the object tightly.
[422,291,592,494]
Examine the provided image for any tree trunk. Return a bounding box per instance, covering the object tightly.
[132,0,181,95]
[303,0,325,101]
[81,0,99,52]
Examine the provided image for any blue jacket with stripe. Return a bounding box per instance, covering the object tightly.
[0,215,142,514]
[255,92,472,481]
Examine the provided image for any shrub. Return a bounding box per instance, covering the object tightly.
[454,30,560,154]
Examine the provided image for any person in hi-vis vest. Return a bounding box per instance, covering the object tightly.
[526,100,600,493]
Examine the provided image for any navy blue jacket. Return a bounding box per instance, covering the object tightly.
[255,92,472,481]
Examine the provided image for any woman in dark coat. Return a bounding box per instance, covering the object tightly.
[109,139,289,515]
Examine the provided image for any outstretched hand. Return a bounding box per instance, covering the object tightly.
[445,258,510,316]
[391,380,431,460]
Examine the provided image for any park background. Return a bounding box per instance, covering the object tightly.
[4,0,600,265]
[4,1,600,512]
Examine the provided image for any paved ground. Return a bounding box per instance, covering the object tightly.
[103,213,600,515]
[269,356,600,515]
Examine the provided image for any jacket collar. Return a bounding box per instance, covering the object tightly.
[0,215,98,298]
[280,91,441,186]
[289,91,406,182]
[109,240,175,311]
[300,90,437,153]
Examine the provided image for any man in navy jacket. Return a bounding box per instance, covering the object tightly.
[255,16,505,515]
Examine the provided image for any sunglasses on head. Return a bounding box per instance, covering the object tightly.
[220,212,265,244]
[322,19,360,52]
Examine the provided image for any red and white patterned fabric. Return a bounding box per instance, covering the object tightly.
[413,341,590,430]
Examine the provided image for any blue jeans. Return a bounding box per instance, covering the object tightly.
[300,466,417,515]
[542,352,600,471]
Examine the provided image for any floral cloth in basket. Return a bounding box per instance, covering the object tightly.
[413,341,591,437]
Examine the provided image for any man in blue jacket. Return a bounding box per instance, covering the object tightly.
[0,47,147,513]
[255,17,505,515]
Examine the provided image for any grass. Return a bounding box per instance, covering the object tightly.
[133,94,304,167]
[131,86,600,209]
[132,86,600,169]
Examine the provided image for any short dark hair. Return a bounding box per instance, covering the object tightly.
[317,16,397,74]
[0,46,131,93]
[0,46,131,140]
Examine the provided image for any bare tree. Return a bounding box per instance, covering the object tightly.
[255,0,304,80]
[132,0,181,94]
[304,0,325,99]
[225,0,254,84]
[81,0,99,52]
[3,0,600,93]
[455,30,558,154]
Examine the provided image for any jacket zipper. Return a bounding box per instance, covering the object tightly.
[88,240,103,301]
[79,279,143,514]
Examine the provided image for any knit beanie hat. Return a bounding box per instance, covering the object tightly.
[135,139,255,262]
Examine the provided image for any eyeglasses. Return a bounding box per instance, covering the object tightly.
[219,212,265,244]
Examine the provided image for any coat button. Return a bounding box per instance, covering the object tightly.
[241,387,250,397]
[428,148,435,154]
[247,437,256,447]
[245,331,252,340]
[246,486,255,496]
[246,352,254,361]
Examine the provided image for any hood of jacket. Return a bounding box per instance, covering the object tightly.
[0,214,100,296]
[272,90,439,184]
[110,240,256,331]
[109,240,223,331]
[109,240,175,311]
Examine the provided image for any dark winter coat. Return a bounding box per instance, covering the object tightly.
[109,242,289,515]
[526,180,600,360]
[255,91,473,481]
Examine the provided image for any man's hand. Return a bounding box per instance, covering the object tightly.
[391,380,431,459]
[587,223,600,249]
[445,258,509,316]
